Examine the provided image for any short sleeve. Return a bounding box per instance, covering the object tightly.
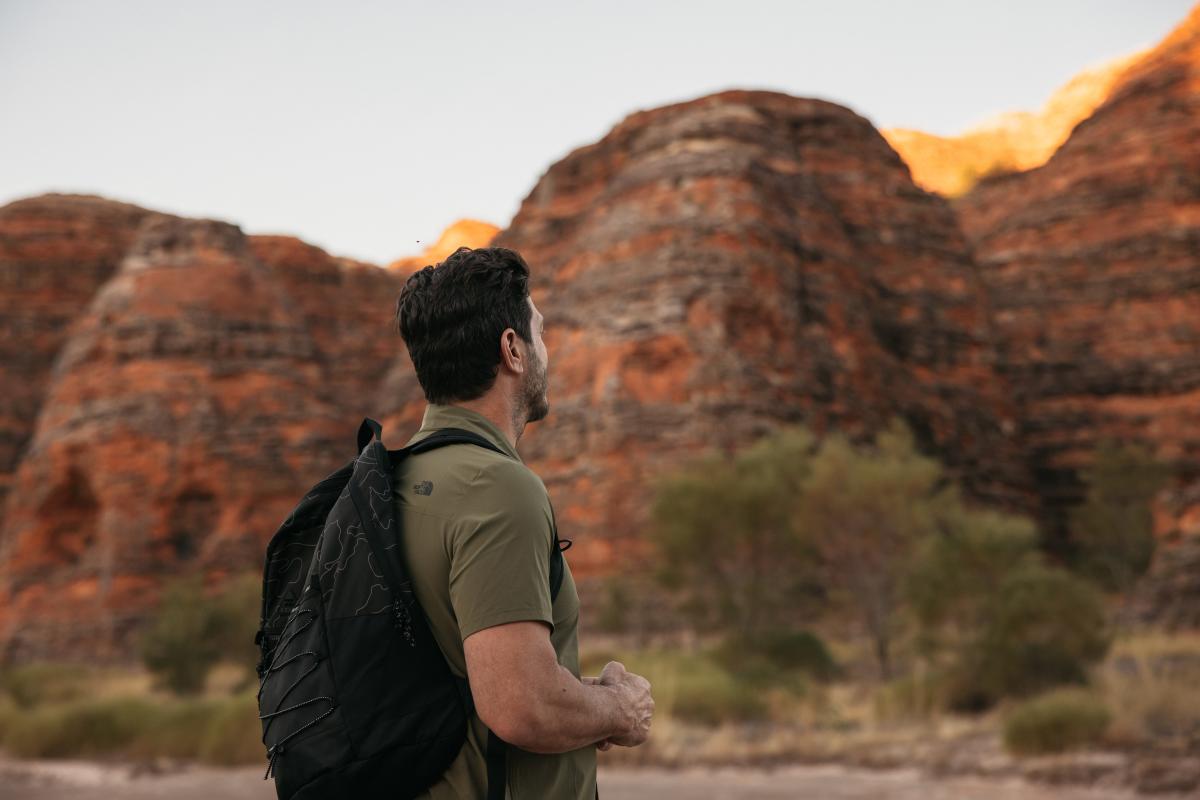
[448,462,555,641]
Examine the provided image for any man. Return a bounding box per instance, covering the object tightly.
[392,246,655,799]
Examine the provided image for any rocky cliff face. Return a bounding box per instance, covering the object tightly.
[0,195,160,512]
[250,235,404,420]
[955,6,1200,548]
[3,6,1199,658]
[379,89,1035,578]
[884,50,1145,196]
[0,216,354,661]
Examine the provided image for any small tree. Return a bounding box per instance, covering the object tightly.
[907,505,1110,710]
[140,574,225,694]
[951,563,1110,709]
[1068,439,1171,592]
[649,426,820,638]
[907,505,1041,652]
[140,571,262,694]
[798,417,953,678]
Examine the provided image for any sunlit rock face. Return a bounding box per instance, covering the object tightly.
[379,89,1033,579]
[956,6,1200,547]
[0,195,161,511]
[0,217,349,661]
[387,219,500,274]
[884,50,1145,197]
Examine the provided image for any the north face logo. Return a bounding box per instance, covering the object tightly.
[413,480,434,496]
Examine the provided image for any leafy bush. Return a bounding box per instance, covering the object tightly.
[665,658,770,725]
[196,691,264,764]
[0,696,156,758]
[710,630,837,686]
[1068,439,1170,592]
[0,663,91,709]
[798,418,956,678]
[141,575,226,694]
[649,426,820,638]
[0,691,262,763]
[907,507,1039,639]
[1003,688,1112,755]
[140,572,262,695]
[948,564,1110,710]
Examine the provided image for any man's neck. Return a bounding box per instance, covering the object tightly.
[453,394,525,450]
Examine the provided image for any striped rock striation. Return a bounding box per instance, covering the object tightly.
[0,215,355,660]
[5,4,1200,657]
[379,89,1036,578]
[0,195,161,511]
[884,49,1146,197]
[955,5,1200,549]
[250,235,404,420]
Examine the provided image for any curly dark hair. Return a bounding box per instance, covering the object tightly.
[394,246,534,404]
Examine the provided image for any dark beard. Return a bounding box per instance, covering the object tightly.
[523,349,550,424]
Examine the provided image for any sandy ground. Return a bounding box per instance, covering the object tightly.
[0,758,1158,800]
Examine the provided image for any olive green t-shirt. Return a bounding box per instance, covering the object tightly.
[394,403,597,799]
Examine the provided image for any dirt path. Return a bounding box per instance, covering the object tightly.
[0,758,1155,799]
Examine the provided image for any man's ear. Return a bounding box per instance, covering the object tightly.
[500,328,524,374]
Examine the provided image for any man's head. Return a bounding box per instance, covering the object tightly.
[395,246,549,424]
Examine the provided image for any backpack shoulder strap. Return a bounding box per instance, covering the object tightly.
[390,425,567,600]
[396,427,511,460]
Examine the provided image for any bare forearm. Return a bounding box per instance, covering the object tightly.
[511,665,620,754]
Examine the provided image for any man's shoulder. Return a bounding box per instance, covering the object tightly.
[395,440,548,511]
[468,453,550,517]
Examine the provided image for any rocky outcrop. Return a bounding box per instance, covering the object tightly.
[250,235,405,422]
[956,6,1200,548]
[4,5,1199,658]
[884,50,1145,196]
[377,89,1035,578]
[0,195,160,510]
[0,217,350,661]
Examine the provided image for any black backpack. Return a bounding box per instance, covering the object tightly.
[255,418,570,800]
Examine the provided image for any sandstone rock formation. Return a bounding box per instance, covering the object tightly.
[0,195,160,511]
[955,5,1200,549]
[4,5,1199,659]
[884,50,1145,196]
[0,216,351,661]
[250,235,404,419]
[377,89,1035,580]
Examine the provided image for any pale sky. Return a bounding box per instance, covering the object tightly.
[1,1,1192,265]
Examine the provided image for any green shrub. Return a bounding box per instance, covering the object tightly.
[140,572,262,694]
[126,699,225,760]
[198,692,264,765]
[948,564,1110,711]
[0,663,91,709]
[1068,439,1170,592]
[212,572,265,678]
[0,697,157,758]
[0,692,264,764]
[1004,688,1112,755]
[648,426,820,637]
[667,660,770,725]
[141,575,225,694]
[710,630,836,688]
[798,419,957,679]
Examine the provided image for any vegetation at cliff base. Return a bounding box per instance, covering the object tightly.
[1003,688,1112,755]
